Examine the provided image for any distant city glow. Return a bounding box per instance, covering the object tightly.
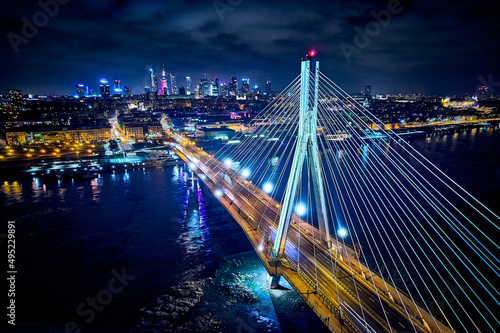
[242,169,251,178]
[338,228,348,238]
[263,182,273,193]
[296,203,306,216]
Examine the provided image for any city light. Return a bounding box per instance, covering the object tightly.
[263,182,273,193]
[296,203,306,216]
[338,227,348,238]
[242,169,251,178]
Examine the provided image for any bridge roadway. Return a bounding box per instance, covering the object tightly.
[171,142,452,333]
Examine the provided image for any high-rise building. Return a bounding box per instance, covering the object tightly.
[194,85,201,99]
[210,79,218,97]
[149,67,158,93]
[178,86,186,95]
[230,77,238,96]
[170,73,178,95]
[253,84,260,94]
[114,79,122,96]
[364,84,372,97]
[266,79,271,95]
[76,84,89,97]
[99,79,111,97]
[186,76,192,95]
[124,86,132,97]
[160,66,169,95]
[7,89,23,111]
[215,77,220,96]
[241,78,250,94]
[199,77,209,96]
[220,83,228,96]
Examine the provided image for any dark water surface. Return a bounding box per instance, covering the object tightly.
[1,124,500,332]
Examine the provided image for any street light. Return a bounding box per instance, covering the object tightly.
[224,159,232,167]
[242,169,251,178]
[263,182,273,193]
[189,163,196,170]
[296,203,306,216]
[215,189,223,197]
[338,227,348,238]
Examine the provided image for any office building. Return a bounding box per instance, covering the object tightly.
[186,76,192,95]
[230,77,238,96]
[170,73,177,95]
[99,79,111,97]
[241,78,250,94]
[266,80,271,95]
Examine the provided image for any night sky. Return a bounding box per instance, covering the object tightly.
[1,0,499,96]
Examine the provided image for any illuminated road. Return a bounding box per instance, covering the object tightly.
[172,142,452,333]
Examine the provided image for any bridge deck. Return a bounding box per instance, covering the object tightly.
[171,142,453,333]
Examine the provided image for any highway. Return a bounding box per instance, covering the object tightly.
[172,142,452,333]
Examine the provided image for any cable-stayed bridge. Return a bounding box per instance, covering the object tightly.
[167,53,499,333]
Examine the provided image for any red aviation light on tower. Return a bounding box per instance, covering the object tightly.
[310,49,316,57]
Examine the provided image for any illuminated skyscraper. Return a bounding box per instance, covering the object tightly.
[199,77,209,96]
[210,79,219,96]
[220,83,228,96]
[186,76,192,95]
[149,67,158,93]
[99,79,110,97]
[266,79,271,95]
[230,77,238,96]
[241,78,250,94]
[364,84,372,97]
[76,84,89,97]
[170,73,177,95]
[114,79,122,96]
[124,86,132,97]
[160,66,169,95]
[7,89,23,111]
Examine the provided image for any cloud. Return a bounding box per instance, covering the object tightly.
[0,0,499,95]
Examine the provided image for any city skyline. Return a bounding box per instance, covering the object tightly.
[1,0,499,96]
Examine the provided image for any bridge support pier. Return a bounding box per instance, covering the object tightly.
[267,274,281,289]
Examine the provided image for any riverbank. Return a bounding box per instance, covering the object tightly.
[130,251,330,333]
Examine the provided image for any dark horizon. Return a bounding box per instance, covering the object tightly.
[1,0,499,96]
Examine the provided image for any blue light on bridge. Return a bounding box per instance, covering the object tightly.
[263,182,273,193]
[242,169,251,178]
[338,227,348,238]
[189,163,196,170]
[224,159,232,167]
[257,244,264,252]
[296,203,306,216]
[215,189,223,197]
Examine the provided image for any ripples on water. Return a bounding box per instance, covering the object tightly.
[1,125,499,332]
[1,165,252,332]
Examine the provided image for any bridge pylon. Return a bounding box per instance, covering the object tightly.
[272,54,332,259]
